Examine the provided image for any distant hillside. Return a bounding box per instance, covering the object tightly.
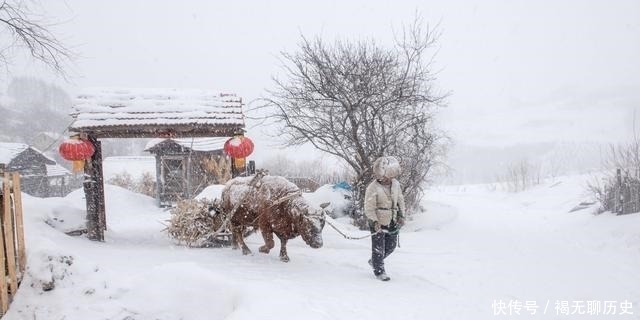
[0,77,72,147]
[438,86,638,185]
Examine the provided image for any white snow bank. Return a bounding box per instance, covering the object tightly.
[303,184,352,217]
[195,184,225,201]
[116,262,242,320]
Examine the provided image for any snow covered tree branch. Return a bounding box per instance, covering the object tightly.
[0,0,73,77]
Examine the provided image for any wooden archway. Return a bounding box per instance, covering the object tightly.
[70,88,245,241]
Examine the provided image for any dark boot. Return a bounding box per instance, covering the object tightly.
[371,232,386,276]
[376,273,390,281]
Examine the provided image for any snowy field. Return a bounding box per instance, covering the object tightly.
[3,174,640,319]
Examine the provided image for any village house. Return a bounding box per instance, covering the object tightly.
[0,142,77,197]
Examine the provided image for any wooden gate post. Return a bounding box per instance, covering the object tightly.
[93,140,106,232]
[2,173,17,296]
[0,174,9,313]
[11,173,26,276]
[84,136,105,241]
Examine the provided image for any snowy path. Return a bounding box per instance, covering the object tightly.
[5,177,640,319]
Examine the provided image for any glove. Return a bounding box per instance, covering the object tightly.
[396,216,405,228]
[373,221,381,233]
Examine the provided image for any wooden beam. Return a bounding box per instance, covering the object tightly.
[11,172,26,277]
[71,125,242,139]
[2,173,16,298]
[0,182,9,313]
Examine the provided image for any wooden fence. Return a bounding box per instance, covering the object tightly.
[605,168,640,215]
[0,172,27,316]
[286,177,320,192]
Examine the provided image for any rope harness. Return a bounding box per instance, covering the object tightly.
[324,217,401,247]
[325,218,379,240]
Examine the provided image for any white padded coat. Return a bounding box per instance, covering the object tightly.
[363,178,406,226]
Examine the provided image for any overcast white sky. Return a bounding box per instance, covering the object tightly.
[11,0,640,155]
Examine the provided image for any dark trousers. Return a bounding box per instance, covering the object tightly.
[371,226,398,276]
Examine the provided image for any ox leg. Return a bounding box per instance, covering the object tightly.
[230,231,239,250]
[232,226,251,255]
[231,238,239,250]
[259,229,275,254]
[278,237,290,262]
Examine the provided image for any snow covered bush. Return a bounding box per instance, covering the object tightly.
[28,254,75,292]
[107,172,135,191]
[303,183,353,218]
[136,172,156,197]
[107,171,156,197]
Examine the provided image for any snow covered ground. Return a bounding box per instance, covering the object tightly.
[3,174,639,319]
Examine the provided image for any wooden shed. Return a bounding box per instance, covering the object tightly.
[46,163,80,197]
[69,87,245,241]
[145,137,231,207]
[0,142,56,197]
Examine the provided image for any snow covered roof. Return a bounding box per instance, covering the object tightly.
[0,142,55,165]
[0,142,29,164]
[145,137,227,152]
[70,88,245,138]
[46,164,71,177]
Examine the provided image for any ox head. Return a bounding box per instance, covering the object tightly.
[291,199,328,249]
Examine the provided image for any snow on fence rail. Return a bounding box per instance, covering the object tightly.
[0,169,27,317]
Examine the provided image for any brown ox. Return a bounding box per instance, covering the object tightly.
[221,175,327,262]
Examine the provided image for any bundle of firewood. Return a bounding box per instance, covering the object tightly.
[165,198,230,247]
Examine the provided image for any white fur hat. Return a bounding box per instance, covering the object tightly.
[372,156,401,179]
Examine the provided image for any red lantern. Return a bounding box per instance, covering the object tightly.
[59,138,95,161]
[224,136,254,158]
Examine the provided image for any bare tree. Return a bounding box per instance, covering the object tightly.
[603,140,640,177]
[497,159,541,192]
[0,0,73,76]
[259,18,448,225]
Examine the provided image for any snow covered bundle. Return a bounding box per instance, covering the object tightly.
[372,156,401,180]
[166,198,228,247]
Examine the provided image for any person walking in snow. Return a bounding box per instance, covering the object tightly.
[364,156,406,281]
